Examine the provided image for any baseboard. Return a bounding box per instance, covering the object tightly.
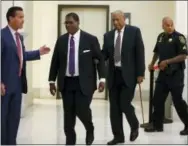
[21,92,34,117]
[32,88,107,99]
[32,88,150,101]
[32,88,53,99]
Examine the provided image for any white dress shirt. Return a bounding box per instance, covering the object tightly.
[114,25,125,67]
[66,29,80,76]
[8,25,23,67]
[66,29,105,82]
[50,29,105,83]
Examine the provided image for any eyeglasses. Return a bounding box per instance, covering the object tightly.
[64,21,74,24]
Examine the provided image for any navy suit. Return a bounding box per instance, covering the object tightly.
[1,26,40,145]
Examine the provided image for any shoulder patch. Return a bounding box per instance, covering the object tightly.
[179,36,186,44]
[158,33,164,42]
[183,45,187,50]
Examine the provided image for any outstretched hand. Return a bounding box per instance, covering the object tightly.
[39,45,50,55]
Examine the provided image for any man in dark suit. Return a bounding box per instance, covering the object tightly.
[1,6,50,145]
[102,10,145,145]
[48,12,105,145]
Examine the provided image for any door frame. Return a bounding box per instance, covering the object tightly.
[57,4,110,100]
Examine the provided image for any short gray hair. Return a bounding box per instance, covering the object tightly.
[112,10,125,17]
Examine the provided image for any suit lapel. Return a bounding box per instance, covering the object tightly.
[121,25,129,53]
[64,30,84,60]
[5,26,19,58]
[63,33,69,55]
[112,29,115,47]
[79,30,85,55]
[111,30,115,55]
[19,35,25,52]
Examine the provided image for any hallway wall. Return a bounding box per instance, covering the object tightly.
[29,1,175,99]
[2,1,187,101]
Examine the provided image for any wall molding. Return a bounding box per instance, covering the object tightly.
[32,88,150,101]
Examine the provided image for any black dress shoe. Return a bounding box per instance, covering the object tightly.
[107,138,124,145]
[163,118,173,124]
[130,129,139,141]
[66,141,76,145]
[66,136,76,145]
[180,127,188,135]
[144,126,163,132]
[86,131,94,145]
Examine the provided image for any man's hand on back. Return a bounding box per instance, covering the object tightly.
[98,82,105,92]
[137,76,144,84]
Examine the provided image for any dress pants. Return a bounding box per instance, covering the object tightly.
[1,80,22,145]
[61,77,94,145]
[152,70,188,129]
[109,67,139,139]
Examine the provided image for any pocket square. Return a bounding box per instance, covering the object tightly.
[83,50,90,53]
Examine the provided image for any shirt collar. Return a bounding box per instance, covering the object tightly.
[8,25,17,35]
[164,30,176,37]
[69,29,81,39]
[116,25,125,33]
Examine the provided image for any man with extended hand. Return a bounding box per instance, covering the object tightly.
[1,6,50,145]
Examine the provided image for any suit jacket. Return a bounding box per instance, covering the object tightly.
[102,25,145,88]
[1,26,40,94]
[93,59,104,94]
[48,30,105,97]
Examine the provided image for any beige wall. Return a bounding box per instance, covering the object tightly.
[1,1,176,99]
[1,1,13,27]
[175,1,188,101]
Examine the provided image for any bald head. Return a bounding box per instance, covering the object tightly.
[162,16,175,34]
[112,10,125,31]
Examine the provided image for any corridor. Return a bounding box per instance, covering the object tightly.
[17,99,187,145]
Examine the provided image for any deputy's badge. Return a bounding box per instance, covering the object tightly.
[179,36,186,44]
[168,38,172,42]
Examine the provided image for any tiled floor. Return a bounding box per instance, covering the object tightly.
[17,99,188,145]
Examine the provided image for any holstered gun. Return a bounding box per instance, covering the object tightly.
[165,64,181,75]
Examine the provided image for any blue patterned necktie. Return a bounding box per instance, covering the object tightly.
[69,36,75,76]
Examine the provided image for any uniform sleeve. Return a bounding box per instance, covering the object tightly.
[176,35,188,55]
[153,34,161,53]
[153,42,158,53]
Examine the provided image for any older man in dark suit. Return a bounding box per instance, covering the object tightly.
[102,10,145,145]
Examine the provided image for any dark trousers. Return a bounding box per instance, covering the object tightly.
[109,68,139,139]
[153,71,188,129]
[61,77,94,145]
[1,83,22,145]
